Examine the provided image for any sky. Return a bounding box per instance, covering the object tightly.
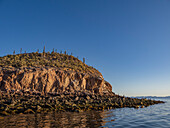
[0,0,170,96]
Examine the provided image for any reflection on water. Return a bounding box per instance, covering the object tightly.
[0,110,114,128]
[0,98,169,128]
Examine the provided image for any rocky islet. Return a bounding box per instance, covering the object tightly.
[0,52,165,116]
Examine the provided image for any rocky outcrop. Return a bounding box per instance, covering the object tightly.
[0,67,114,96]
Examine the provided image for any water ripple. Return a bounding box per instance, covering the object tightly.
[0,98,169,128]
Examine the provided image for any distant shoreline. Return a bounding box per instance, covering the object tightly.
[131,96,170,99]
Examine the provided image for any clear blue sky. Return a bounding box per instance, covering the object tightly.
[0,0,170,96]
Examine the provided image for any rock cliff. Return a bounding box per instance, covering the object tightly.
[0,52,114,96]
[0,67,114,95]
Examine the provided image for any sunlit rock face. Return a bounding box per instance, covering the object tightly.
[0,67,114,95]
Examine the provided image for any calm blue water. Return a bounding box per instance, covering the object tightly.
[0,98,169,128]
[103,98,170,128]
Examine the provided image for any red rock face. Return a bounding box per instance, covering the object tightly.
[0,67,114,95]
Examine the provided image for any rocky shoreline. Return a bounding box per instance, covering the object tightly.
[0,52,165,118]
[0,90,164,116]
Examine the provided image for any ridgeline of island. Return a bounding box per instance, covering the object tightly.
[0,49,164,116]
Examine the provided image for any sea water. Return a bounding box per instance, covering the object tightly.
[0,98,169,128]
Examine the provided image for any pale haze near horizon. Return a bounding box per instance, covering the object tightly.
[0,0,170,96]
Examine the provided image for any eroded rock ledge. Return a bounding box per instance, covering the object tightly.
[0,67,113,96]
[0,90,164,116]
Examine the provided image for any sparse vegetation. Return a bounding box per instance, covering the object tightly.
[83,57,85,63]
[0,50,101,76]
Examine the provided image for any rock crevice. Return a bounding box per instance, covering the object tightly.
[0,67,114,95]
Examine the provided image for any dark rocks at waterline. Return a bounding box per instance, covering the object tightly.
[0,90,164,116]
